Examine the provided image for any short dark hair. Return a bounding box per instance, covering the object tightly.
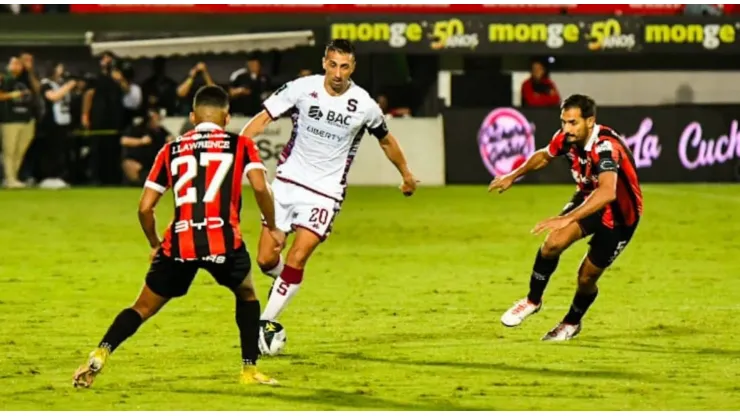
[325,39,355,57]
[193,85,229,109]
[561,94,596,119]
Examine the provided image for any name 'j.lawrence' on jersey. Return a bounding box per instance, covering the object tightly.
[261,75,389,201]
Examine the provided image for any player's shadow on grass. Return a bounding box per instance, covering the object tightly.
[159,386,488,411]
[332,352,647,381]
[557,340,740,358]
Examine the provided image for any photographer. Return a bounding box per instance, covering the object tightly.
[176,62,214,115]
[36,62,76,189]
[120,108,172,186]
[81,51,127,185]
[0,56,37,188]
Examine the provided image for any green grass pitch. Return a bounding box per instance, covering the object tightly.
[1,184,739,410]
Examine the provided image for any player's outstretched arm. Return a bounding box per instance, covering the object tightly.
[138,187,164,257]
[489,148,553,193]
[240,110,273,139]
[532,171,617,235]
[246,168,285,251]
[378,133,418,196]
[563,171,617,222]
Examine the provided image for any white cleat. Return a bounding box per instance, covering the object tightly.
[541,322,582,342]
[501,297,542,327]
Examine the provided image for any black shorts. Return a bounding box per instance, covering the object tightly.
[561,192,639,269]
[145,244,252,298]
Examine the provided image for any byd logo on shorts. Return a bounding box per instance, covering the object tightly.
[477,108,536,178]
[174,217,225,233]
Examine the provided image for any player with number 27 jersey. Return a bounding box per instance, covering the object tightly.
[146,123,264,260]
[73,86,283,389]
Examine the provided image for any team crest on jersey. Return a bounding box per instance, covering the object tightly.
[309,91,318,99]
[347,99,358,112]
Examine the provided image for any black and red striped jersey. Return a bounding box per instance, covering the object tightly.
[145,122,265,260]
[547,125,643,228]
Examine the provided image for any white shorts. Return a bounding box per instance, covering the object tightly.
[264,178,342,241]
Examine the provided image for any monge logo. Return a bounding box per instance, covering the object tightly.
[478,108,536,177]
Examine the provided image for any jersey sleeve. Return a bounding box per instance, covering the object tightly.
[240,136,267,173]
[262,79,300,120]
[365,102,389,140]
[592,138,620,175]
[546,131,568,157]
[144,144,171,194]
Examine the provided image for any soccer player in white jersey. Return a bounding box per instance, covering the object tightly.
[241,39,417,326]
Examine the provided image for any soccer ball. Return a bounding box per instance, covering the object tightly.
[258,320,287,356]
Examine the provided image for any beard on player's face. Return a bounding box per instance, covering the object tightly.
[564,123,592,146]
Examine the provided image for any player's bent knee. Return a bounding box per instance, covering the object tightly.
[257,253,280,271]
[132,285,169,321]
[541,237,566,258]
[577,274,598,288]
[286,247,312,268]
[233,282,258,301]
[131,302,160,321]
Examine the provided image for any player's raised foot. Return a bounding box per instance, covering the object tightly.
[541,322,582,342]
[501,297,542,327]
[240,365,279,386]
[72,346,110,388]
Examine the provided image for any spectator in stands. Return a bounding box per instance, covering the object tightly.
[120,108,172,186]
[15,52,42,186]
[521,58,561,108]
[82,51,128,185]
[67,72,93,184]
[141,57,178,116]
[0,55,38,188]
[36,62,76,189]
[176,62,214,114]
[376,93,411,118]
[228,54,271,116]
[120,62,142,128]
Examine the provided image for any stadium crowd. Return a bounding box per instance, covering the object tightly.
[0,50,413,190]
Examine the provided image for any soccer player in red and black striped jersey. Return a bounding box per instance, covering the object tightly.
[489,94,643,341]
[73,86,286,388]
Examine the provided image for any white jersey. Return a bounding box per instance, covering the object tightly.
[261,75,388,201]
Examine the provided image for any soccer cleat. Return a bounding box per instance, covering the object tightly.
[73,346,110,388]
[240,365,279,386]
[541,322,582,341]
[501,298,542,327]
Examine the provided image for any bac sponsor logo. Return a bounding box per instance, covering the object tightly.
[326,110,352,126]
[477,107,536,178]
[308,105,324,121]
